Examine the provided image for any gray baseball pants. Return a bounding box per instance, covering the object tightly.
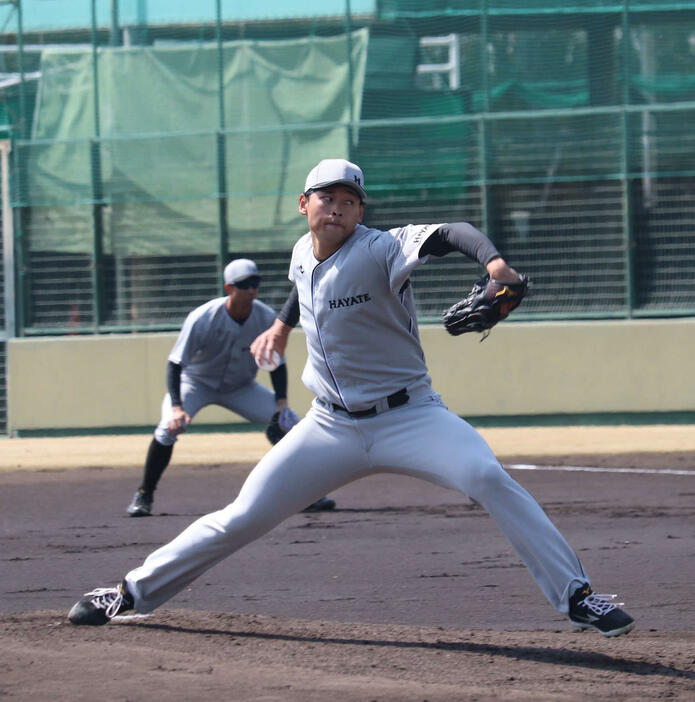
[154,377,277,445]
[127,393,588,614]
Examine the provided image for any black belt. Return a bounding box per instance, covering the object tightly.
[332,388,409,418]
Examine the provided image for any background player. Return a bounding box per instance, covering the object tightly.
[126,257,335,517]
[70,159,634,638]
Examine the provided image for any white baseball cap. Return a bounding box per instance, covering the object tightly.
[224,258,260,285]
[304,158,367,201]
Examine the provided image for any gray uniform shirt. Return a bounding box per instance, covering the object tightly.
[289,222,442,412]
[169,297,278,392]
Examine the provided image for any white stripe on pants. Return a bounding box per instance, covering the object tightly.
[126,396,587,614]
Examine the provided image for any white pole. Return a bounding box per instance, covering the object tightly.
[1,139,14,340]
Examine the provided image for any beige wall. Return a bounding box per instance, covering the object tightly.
[7,332,315,432]
[7,318,695,432]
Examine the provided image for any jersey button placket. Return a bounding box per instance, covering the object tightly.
[311,261,348,409]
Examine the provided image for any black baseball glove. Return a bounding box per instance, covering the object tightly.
[265,407,300,445]
[443,274,530,339]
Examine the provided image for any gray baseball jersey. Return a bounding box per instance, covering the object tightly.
[170,297,279,392]
[290,222,441,411]
[153,297,282,445]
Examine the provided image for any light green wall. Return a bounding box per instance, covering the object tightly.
[1,1,377,32]
[8,318,695,433]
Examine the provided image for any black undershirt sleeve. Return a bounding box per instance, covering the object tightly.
[166,361,183,407]
[269,363,288,401]
[277,286,300,327]
[420,222,501,267]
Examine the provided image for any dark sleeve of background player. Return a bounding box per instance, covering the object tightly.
[269,364,288,401]
[420,222,501,267]
[269,287,297,401]
[166,361,183,407]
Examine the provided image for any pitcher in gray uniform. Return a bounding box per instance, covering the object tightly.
[69,159,635,638]
[126,258,335,517]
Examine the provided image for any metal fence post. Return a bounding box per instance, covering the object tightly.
[9,137,27,335]
[479,0,492,239]
[0,138,11,435]
[15,0,27,140]
[90,0,105,330]
[345,0,356,149]
[216,0,228,278]
[1,140,15,339]
[621,1,636,316]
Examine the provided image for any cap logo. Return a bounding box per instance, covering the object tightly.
[353,175,361,184]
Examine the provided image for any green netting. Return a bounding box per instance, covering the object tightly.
[20,30,368,254]
[381,1,695,14]
[0,2,694,335]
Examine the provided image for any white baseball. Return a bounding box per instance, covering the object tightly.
[255,350,281,372]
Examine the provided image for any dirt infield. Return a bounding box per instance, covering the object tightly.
[1,427,694,700]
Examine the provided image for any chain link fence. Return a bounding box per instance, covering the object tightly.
[0,0,694,335]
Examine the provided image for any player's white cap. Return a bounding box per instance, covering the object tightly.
[224,258,259,285]
[304,158,367,201]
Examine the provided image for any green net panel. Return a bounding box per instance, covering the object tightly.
[0,1,693,334]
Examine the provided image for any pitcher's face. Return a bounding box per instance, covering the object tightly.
[299,186,364,254]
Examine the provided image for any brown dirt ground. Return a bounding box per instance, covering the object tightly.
[1,427,694,701]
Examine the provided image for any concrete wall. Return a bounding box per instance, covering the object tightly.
[7,318,695,433]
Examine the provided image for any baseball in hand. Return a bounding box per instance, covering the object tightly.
[255,350,281,371]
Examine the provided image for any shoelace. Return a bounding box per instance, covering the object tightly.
[83,587,125,618]
[580,592,623,616]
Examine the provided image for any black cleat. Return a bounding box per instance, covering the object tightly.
[302,496,336,513]
[68,582,134,626]
[127,490,153,517]
[569,583,635,637]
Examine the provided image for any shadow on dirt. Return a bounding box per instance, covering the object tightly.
[126,620,694,679]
